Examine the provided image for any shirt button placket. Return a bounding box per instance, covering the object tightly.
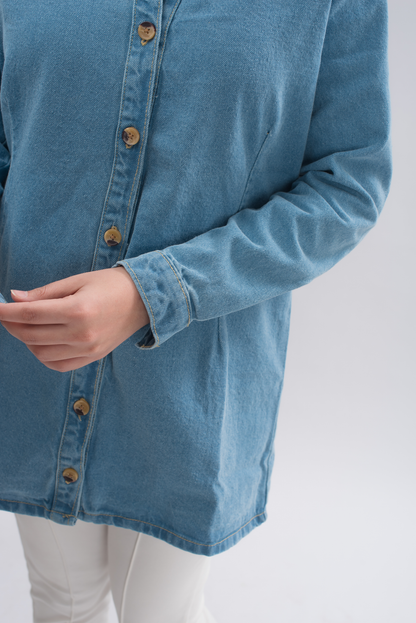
[52,1,163,524]
[91,0,163,273]
[51,360,105,524]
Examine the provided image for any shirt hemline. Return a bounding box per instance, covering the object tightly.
[0,498,267,556]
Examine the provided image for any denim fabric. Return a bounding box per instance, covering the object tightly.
[0,0,391,555]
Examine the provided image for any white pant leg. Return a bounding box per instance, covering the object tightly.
[16,514,217,623]
[107,526,216,623]
[16,514,111,623]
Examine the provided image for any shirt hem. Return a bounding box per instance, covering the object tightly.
[0,498,267,556]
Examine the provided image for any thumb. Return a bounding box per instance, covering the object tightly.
[11,276,81,302]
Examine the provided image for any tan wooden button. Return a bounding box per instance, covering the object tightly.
[122,127,140,149]
[104,226,122,247]
[138,22,156,45]
[73,398,90,417]
[62,468,79,484]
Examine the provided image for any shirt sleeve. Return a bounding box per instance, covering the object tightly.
[117,0,392,350]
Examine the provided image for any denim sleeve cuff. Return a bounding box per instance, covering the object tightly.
[115,251,192,350]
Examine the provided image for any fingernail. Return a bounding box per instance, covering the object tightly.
[11,289,28,298]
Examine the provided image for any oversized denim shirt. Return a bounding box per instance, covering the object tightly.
[0,0,391,555]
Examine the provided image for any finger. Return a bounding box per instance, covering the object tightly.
[11,273,84,302]
[1,321,72,345]
[26,343,92,363]
[10,290,29,301]
[41,356,101,373]
[0,297,80,325]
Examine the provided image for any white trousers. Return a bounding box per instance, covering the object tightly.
[16,514,217,623]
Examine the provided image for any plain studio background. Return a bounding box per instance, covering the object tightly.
[1,0,415,621]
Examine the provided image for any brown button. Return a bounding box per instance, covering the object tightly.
[122,126,140,149]
[73,398,90,418]
[104,226,122,247]
[138,22,156,45]
[62,468,79,484]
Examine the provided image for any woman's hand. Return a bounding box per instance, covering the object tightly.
[0,267,150,372]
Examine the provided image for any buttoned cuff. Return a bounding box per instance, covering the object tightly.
[116,251,192,349]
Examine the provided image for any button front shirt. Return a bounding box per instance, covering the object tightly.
[0,0,391,555]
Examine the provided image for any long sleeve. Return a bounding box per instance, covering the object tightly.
[117,0,392,349]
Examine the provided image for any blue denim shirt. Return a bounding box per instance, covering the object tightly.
[0,0,391,555]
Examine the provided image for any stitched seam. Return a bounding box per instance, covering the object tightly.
[122,259,160,346]
[51,372,75,516]
[237,130,271,213]
[151,0,183,109]
[81,511,265,548]
[155,250,191,326]
[48,521,75,622]
[84,358,107,471]
[1,498,265,549]
[91,2,137,272]
[0,498,75,517]
[117,0,162,262]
